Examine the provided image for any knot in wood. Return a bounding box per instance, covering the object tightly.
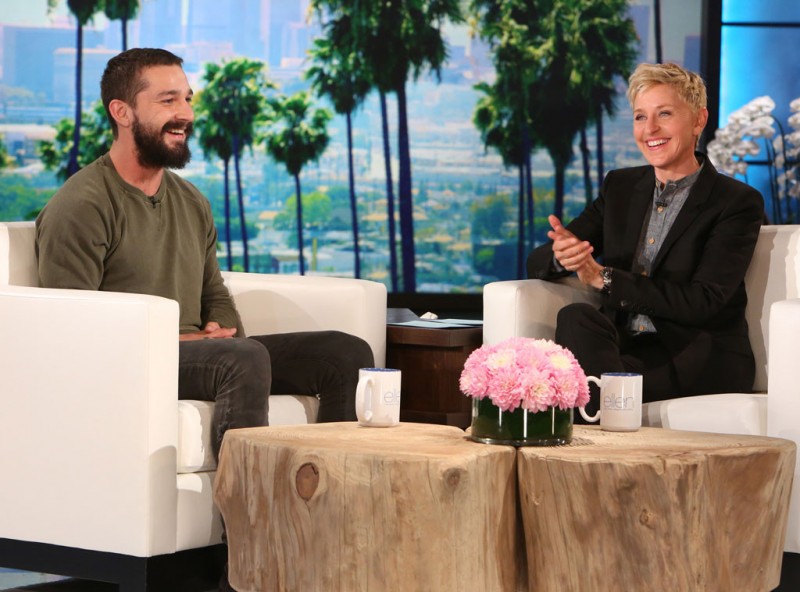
[444,468,464,489]
[295,462,320,501]
[639,509,655,529]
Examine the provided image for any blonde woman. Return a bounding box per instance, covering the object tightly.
[527,62,765,417]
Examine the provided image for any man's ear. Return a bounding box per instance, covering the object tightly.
[108,99,132,130]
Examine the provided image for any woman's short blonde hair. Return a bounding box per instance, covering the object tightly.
[627,62,707,113]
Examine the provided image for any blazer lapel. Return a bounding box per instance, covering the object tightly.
[620,170,655,263]
[652,159,717,270]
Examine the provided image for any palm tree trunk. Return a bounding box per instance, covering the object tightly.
[294,173,305,275]
[380,91,398,291]
[554,165,565,221]
[579,128,593,207]
[595,107,604,188]
[396,83,416,293]
[346,111,361,279]
[522,124,534,252]
[223,157,232,271]
[66,23,83,178]
[517,165,524,280]
[121,17,128,51]
[232,134,249,272]
[525,160,534,251]
[654,0,663,64]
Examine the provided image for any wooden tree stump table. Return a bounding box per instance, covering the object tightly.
[517,426,796,592]
[214,422,520,592]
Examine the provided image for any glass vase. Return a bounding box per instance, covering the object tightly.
[468,397,573,446]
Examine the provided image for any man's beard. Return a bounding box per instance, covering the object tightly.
[132,117,193,170]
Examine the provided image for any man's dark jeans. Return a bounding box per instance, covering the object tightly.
[178,330,374,459]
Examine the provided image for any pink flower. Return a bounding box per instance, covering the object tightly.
[460,337,589,412]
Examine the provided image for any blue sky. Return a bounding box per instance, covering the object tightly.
[1,1,91,26]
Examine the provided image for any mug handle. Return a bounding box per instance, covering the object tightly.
[355,376,374,421]
[578,376,601,423]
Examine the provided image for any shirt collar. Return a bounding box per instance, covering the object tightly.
[655,158,705,197]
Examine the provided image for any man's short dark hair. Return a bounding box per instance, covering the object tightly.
[101,48,184,138]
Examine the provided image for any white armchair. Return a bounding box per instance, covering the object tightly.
[0,221,387,590]
[483,225,800,560]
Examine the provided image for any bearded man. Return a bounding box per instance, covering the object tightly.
[35,49,373,590]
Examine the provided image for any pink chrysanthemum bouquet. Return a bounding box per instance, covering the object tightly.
[460,337,590,413]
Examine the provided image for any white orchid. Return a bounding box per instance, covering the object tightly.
[750,96,776,114]
[711,96,797,196]
[742,116,777,138]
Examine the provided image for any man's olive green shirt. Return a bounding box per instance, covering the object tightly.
[36,153,239,333]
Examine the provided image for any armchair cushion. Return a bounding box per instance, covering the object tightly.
[642,393,767,436]
[176,396,320,473]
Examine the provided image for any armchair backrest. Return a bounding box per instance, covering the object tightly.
[0,221,38,287]
[745,225,800,391]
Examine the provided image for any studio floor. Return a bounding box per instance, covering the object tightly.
[0,570,118,591]
[0,570,218,592]
[3,556,799,591]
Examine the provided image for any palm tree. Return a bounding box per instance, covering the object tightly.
[575,0,638,203]
[306,16,371,279]
[473,82,532,279]
[471,0,542,241]
[322,0,463,292]
[194,89,235,269]
[262,92,332,276]
[103,0,140,51]
[654,0,663,64]
[38,100,112,181]
[63,0,104,179]
[378,91,399,291]
[198,58,275,272]
[311,0,400,290]
[473,0,636,219]
[389,0,465,293]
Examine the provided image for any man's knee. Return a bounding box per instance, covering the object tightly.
[224,337,270,361]
[322,331,374,369]
[219,338,271,381]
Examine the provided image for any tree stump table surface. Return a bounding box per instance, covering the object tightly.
[214,422,521,592]
[517,426,796,592]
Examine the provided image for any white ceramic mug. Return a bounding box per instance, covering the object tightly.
[579,372,642,432]
[355,368,402,427]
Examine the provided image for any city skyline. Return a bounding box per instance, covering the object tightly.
[0,1,703,292]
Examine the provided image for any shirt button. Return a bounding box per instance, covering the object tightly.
[648,238,655,245]
[641,271,648,276]
[657,206,665,213]
[638,325,645,331]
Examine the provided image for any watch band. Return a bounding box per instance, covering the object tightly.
[600,266,613,294]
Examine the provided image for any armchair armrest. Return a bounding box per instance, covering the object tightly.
[483,277,601,344]
[223,272,387,366]
[0,285,181,557]
[768,298,800,553]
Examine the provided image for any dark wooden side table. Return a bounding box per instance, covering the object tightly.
[386,323,482,429]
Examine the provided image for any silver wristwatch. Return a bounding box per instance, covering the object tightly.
[600,267,613,294]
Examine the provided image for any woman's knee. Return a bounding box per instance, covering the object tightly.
[557,302,601,327]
